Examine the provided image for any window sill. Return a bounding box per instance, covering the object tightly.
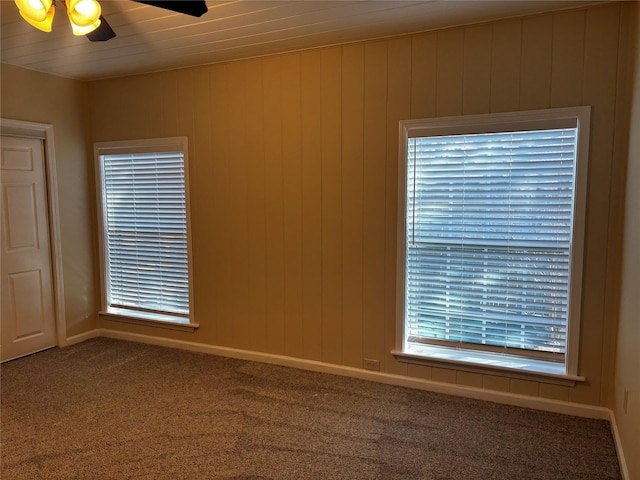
[99,310,199,332]
[392,344,585,386]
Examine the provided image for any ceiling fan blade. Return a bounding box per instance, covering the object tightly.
[132,1,208,17]
[86,16,116,42]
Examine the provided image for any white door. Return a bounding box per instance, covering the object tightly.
[1,135,57,362]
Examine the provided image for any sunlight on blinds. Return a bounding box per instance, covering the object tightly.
[102,151,189,317]
[405,128,577,361]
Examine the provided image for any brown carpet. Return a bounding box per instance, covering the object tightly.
[1,337,621,479]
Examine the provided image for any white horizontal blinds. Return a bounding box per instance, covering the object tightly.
[405,128,577,360]
[102,151,189,316]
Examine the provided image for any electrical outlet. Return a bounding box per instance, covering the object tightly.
[364,358,380,371]
[623,389,629,414]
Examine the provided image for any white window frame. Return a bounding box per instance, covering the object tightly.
[94,137,197,332]
[394,107,590,383]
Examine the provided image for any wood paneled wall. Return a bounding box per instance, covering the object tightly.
[88,3,630,406]
[0,64,98,337]
[614,4,640,477]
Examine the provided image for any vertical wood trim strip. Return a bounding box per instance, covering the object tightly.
[341,44,365,369]
[520,16,553,110]
[320,47,343,364]
[300,51,323,361]
[263,56,286,355]
[363,41,388,370]
[436,29,464,117]
[410,32,437,119]
[462,25,493,115]
[281,54,305,359]
[491,20,522,113]
[550,10,586,108]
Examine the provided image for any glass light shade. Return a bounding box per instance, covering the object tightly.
[18,3,54,32]
[70,17,101,36]
[14,0,53,22]
[67,0,101,27]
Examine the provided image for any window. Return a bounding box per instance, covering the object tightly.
[95,137,196,330]
[395,107,590,379]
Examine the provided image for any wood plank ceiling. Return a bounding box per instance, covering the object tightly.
[1,0,601,81]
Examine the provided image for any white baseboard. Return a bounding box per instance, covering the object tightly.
[65,329,102,346]
[56,328,631,476]
[90,327,611,420]
[609,410,631,480]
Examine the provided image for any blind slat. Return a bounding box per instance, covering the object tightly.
[102,149,190,316]
[404,128,577,356]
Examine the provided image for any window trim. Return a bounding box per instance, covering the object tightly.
[395,107,590,380]
[94,137,198,330]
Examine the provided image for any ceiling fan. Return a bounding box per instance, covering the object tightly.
[14,0,208,42]
[89,1,208,42]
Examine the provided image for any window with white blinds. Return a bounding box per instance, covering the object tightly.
[95,138,192,325]
[397,108,590,376]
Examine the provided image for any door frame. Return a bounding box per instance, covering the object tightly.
[1,118,67,347]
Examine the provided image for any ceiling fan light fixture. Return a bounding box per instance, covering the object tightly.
[69,16,101,36]
[18,2,55,32]
[67,0,101,27]
[14,0,53,22]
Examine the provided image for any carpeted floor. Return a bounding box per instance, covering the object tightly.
[1,337,621,479]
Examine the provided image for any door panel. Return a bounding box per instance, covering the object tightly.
[4,184,39,250]
[8,270,46,339]
[1,145,34,170]
[1,136,56,362]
